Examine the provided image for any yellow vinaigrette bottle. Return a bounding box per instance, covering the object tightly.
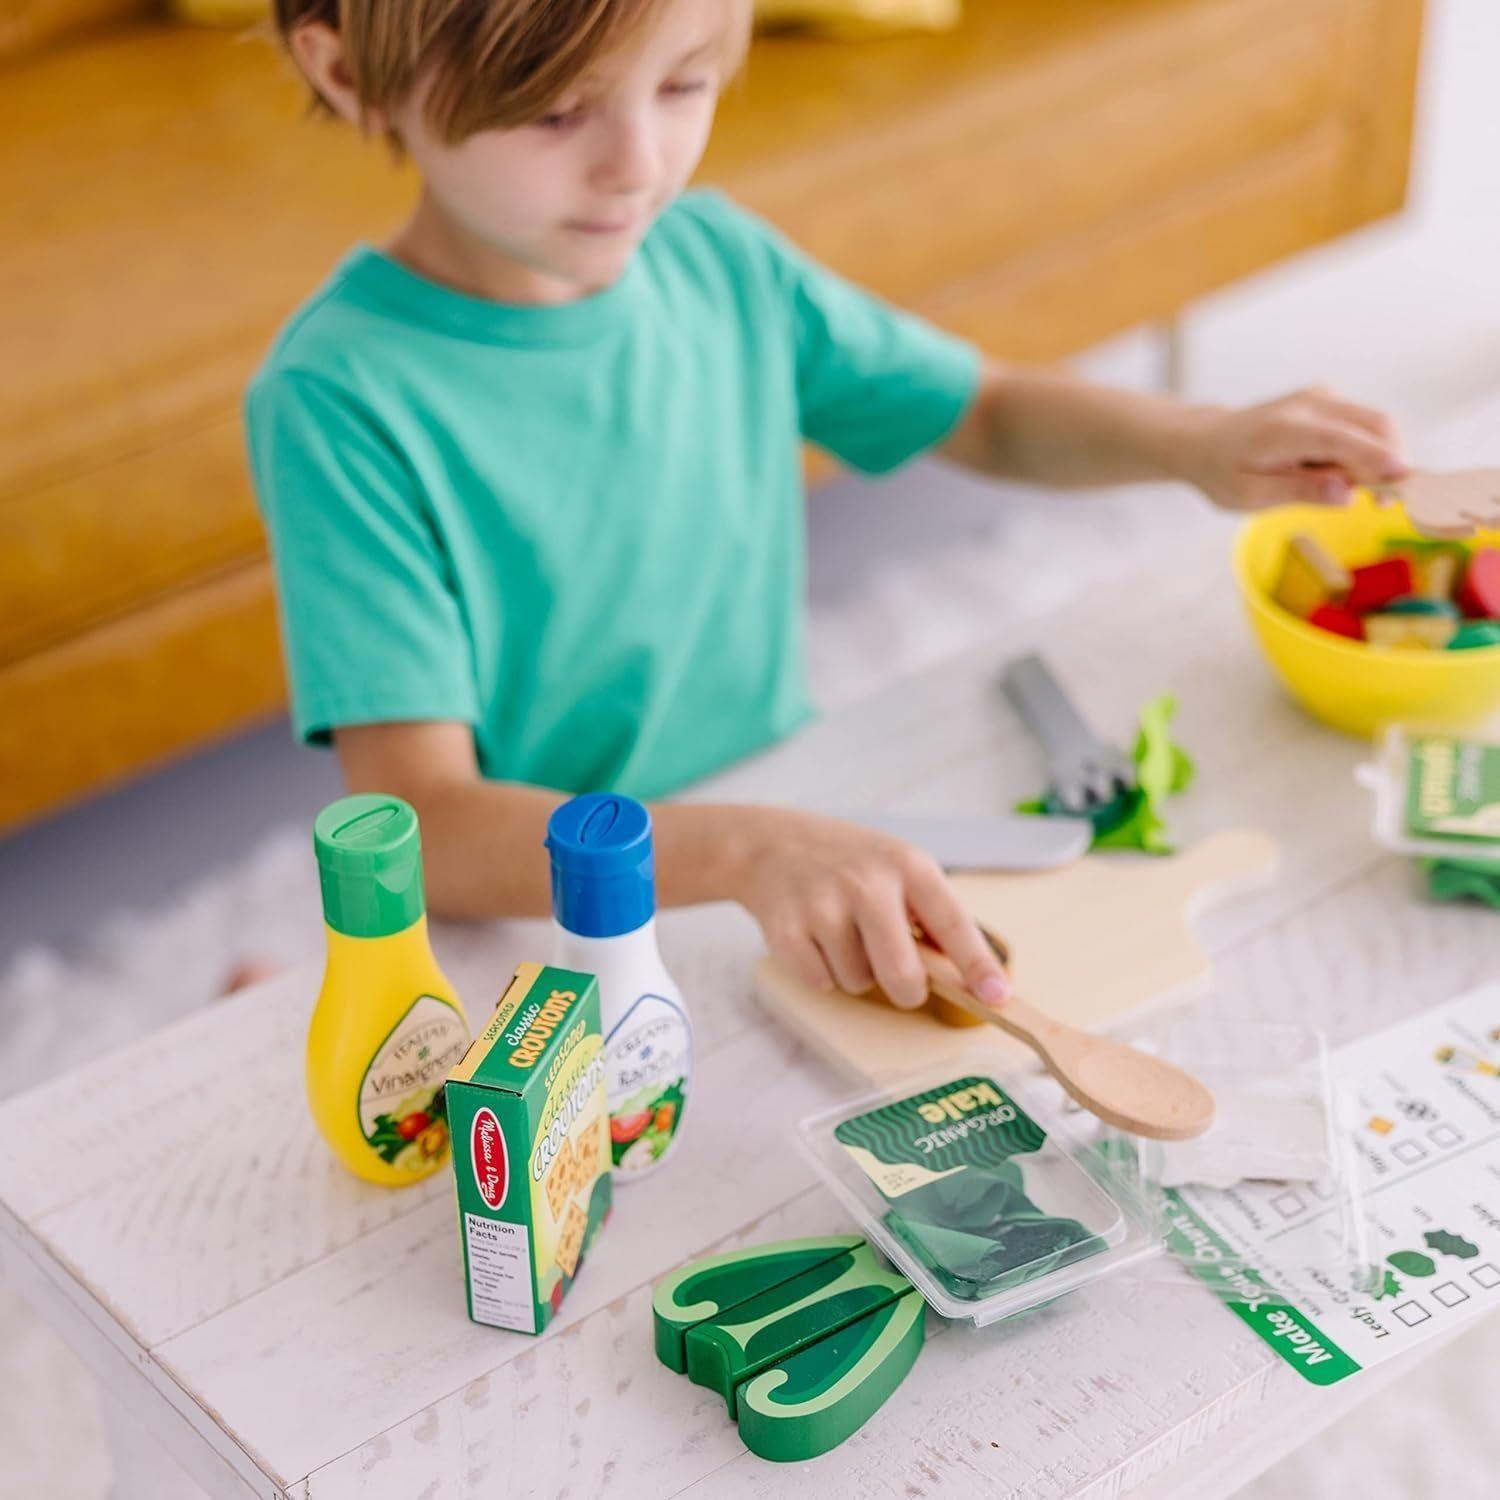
[309,795,471,1185]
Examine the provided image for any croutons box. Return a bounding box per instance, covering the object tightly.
[445,963,612,1334]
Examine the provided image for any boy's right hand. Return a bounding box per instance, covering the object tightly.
[724,807,1011,1013]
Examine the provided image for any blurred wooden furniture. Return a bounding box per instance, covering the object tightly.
[0,0,1425,833]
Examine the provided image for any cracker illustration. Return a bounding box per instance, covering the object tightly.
[557,1200,588,1277]
[545,1136,576,1219]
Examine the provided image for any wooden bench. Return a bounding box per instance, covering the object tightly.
[0,0,1424,832]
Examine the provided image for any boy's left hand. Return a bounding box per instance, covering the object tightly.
[1181,387,1409,512]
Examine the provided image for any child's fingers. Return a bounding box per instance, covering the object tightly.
[768,917,836,993]
[854,885,929,1010]
[1252,415,1403,484]
[1237,470,1355,510]
[905,862,1009,1007]
[1302,389,1406,454]
[812,911,876,998]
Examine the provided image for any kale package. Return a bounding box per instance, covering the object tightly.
[833,1076,1116,1305]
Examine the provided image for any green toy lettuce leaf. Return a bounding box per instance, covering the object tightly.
[1017,694,1196,856]
[1423,857,1500,910]
[880,1161,1101,1302]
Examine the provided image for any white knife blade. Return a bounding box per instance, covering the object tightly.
[852,812,1092,871]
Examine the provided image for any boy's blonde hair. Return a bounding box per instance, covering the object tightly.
[276,0,740,142]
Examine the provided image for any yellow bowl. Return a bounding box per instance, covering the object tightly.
[1232,494,1500,738]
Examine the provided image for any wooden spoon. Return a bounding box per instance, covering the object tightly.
[1374,470,1500,539]
[914,938,1215,1142]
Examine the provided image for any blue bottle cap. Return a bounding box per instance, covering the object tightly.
[545,793,655,938]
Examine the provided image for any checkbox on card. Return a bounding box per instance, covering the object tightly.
[1394,1300,1431,1326]
[1433,1282,1470,1308]
[1271,1191,1306,1219]
[1392,1140,1428,1165]
[1427,1123,1463,1148]
[1469,1263,1500,1290]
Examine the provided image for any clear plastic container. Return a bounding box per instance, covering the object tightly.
[1087,1017,1375,1306]
[797,1068,1161,1326]
[1107,1018,1341,1191]
[797,1019,1377,1328]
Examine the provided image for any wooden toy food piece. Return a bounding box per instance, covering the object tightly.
[913,940,1215,1141]
[653,1235,864,1371]
[1379,470,1500,540]
[1458,549,1500,619]
[1274,533,1350,617]
[1307,603,1365,641]
[1364,613,1459,650]
[900,926,1009,1030]
[1347,556,1415,614]
[1419,550,1462,602]
[847,981,987,1031]
[683,1240,913,1412]
[922,988,987,1028]
[1426,858,1500,908]
[1383,540,1465,602]
[652,1237,925,1462]
[736,1292,924,1463]
[1450,622,1500,651]
[1381,595,1459,618]
[846,981,987,1032]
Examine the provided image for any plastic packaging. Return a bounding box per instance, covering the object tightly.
[798,1069,1160,1326]
[798,1017,1375,1328]
[1357,722,1500,862]
[1110,1018,1340,1190]
[1089,1017,1374,1309]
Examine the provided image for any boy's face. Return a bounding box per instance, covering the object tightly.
[390,0,738,297]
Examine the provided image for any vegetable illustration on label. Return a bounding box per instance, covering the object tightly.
[357,993,469,1169]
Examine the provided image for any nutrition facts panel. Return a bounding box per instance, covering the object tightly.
[465,1214,536,1333]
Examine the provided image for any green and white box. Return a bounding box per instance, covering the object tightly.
[1405,731,1500,843]
[446,962,612,1334]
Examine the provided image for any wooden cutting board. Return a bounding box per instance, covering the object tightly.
[755,828,1279,1087]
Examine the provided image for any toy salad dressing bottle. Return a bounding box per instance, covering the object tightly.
[547,794,692,1179]
[308,794,470,1185]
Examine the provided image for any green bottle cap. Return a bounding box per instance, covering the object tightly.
[313,794,427,937]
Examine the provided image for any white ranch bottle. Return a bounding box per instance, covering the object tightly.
[546,794,692,1180]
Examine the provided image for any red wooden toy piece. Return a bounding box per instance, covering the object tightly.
[1307,603,1366,641]
[1457,549,1500,620]
[1346,556,1415,614]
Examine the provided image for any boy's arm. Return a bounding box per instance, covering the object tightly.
[334,722,1010,1013]
[937,361,1409,509]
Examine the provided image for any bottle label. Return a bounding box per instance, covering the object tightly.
[605,993,691,1175]
[358,994,470,1171]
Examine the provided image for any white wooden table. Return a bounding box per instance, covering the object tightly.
[2,522,1495,1500]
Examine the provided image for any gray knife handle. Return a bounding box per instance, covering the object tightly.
[1000,653,1135,812]
[1000,654,1105,765]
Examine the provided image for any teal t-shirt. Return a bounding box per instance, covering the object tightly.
[246,190,979,799]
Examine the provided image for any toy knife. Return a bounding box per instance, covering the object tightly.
[853,812,1091,871]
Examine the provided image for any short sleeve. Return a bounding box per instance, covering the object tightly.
[700,196,981,474]
[245,370,480,745]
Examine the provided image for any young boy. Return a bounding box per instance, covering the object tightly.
[252,0,1407,1015]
